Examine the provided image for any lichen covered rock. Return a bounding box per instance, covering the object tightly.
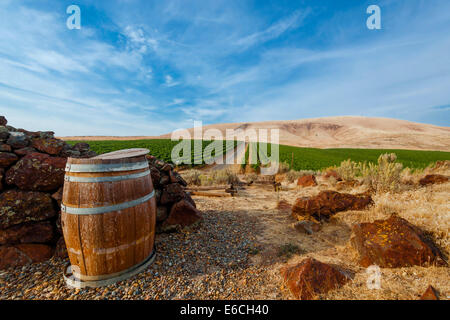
[5,152,66,191]
[0,190,56,229]
[0,244,54,270]
[351,216,446,268]
[292,190,373,221]
[281,258,350,300]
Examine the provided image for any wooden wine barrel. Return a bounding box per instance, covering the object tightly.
[61,148,156,287]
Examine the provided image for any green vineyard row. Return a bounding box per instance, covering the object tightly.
[66,139,450,170]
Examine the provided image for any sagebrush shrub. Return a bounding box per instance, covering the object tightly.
[211,169,239,185]
[335,159,359,181]
[334,153,403,192]
[285,170,317,183]
[182,169,202,186]
[373,153,403,192]
[277,161,291,174]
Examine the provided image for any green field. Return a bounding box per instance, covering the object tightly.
[277,145,450,170]
[66,139,450,170]
[67,139,237,166]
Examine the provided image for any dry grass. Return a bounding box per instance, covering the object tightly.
[195,164,449,300]
[182,169,202,186]
[182,168,239,186]
[284,170,317,183]
[332,153,407,192]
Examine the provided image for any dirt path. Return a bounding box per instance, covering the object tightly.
[208,141,247,172]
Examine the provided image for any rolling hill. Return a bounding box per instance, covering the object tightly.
[62,116,450,151]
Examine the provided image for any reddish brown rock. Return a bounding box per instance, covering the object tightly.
[5,152,66,191]
[59,144,80,158]
[55,212,62,235]
[169,170,187,187]
[51,187,63,206]
[161,163,174,172]
[0,168,3,192]
[13,147,37,156]
[0,116,6,126]
[17,128,40,138]
[71,142,90,153]
[297,175,317,187]
[6,132,30,149]
[149,166,161,188]
[335,180,359,191]
[292,220,322,235]
[156,206,169,222]
[277,200,292,212]
[324,170,342,181]
[0,126,9,141]
[0,221,54,245]
[431,160,450,171]
[159,174,170,186]
[0,190,56,229]
[162,200,202,230]
[420,285,439,300]
[292,190,373,221]
[0,244,53,270]
[155,189,162,205]
[160,183,186,205]
[53,237,68,258]
[0,152,18,168]
[184,191,197,208]
[0,143,12,152]
[351,216,446,268]
[280,258,350,300]
[31,138,65,155]
[419,174,449,186]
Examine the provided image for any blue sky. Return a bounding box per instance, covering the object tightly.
[0,0,449,136]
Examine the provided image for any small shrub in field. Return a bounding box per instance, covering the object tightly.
[245,172,258,182]
[359,153,403,192]
[285,170,316,183]
[336,159,359,181]
[186,169,239,186]
[374,153,403,192]
[277,161,291,174]
[335,153,404,192]
[199,174,214,186]
[211,169,239,185]
[277,243,301,259]
[182,170,202,186]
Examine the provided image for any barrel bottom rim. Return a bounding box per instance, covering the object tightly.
[63,249,156,289]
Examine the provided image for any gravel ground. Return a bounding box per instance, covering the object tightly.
[1,183,448,300]
[0,190,284,300]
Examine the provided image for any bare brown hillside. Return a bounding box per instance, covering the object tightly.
[61,116,450,151]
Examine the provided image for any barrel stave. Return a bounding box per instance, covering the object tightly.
[61,154,156,281]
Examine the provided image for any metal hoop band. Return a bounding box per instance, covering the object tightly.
[61,190,155,215]
[64,170,150,183]
[63,249,156,289]
[65,161,149,173]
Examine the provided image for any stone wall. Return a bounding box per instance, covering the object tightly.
[0,116,201,270]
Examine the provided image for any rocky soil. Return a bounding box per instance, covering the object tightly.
[0,174,448,300]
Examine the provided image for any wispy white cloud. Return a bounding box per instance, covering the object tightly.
[235,9,310,49]
[0,0,449,136]
[166,98,185,107]
[164,74,180,87]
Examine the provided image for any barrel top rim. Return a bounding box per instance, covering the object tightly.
[92,148,150,160]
